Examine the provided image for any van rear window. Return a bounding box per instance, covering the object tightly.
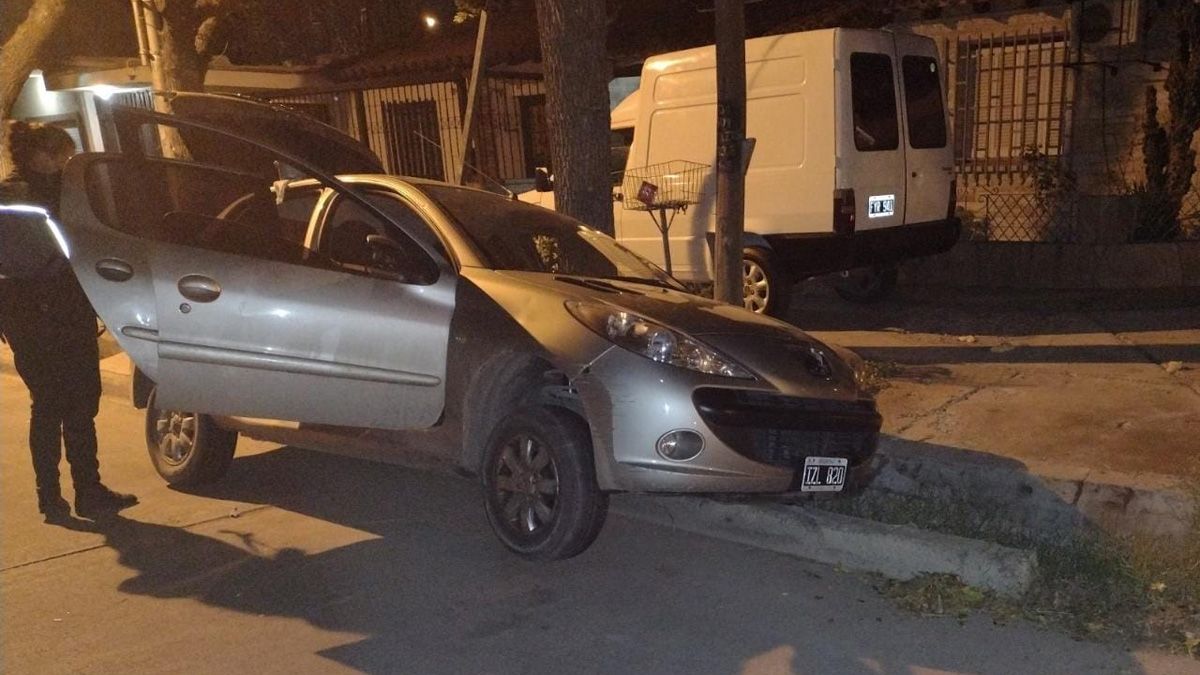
[902,55,948,149]
[850,53,899,152]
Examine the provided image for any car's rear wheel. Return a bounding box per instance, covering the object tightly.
[481,407,608,560]
[145,387,238,486]
[743,246,791,317]
[833,264,898,303]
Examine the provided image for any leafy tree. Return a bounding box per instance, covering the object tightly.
[0,0,68,120]
[1138,1,1200,241]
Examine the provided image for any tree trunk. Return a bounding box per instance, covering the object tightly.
[533,0,613,235]
[152,0,211,94]
[712,0,747,306]
[0,0,69,121]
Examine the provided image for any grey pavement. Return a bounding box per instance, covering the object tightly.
[3,373,1199,674]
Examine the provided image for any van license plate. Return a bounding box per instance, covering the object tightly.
[800,456,848,492]
[868,194,895,218]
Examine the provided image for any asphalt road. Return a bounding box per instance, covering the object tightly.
[2,373,1196,675]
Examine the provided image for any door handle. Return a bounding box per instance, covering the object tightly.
[95,258,134,282]
[177,274,222,303]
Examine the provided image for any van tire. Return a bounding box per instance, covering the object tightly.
[742,247,791,317]
[833,265,898,303]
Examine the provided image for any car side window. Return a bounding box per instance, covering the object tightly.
[318,191,440,283]
[84,158,325,268]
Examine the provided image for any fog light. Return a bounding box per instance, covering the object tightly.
[656,429,704,461]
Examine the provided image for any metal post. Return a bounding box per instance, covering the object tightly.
[658,207,672,275]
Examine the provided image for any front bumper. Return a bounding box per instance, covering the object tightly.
[575,347,881,493]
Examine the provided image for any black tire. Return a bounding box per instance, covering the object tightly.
[145,387,238,486]
[742,246,791,317]
[833,265,899,303]
[481,407,608,560]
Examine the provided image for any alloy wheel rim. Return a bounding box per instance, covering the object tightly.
[492,434,560,538]
[743,260,769,313]
[154,409,197,466]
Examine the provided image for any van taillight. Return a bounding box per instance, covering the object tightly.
[834,188,856,236]
[947,178,957,220]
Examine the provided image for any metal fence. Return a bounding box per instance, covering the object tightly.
[969,189,1200,244]
[263,75,547,187]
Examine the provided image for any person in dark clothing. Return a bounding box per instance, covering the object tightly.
[0,121,137,521]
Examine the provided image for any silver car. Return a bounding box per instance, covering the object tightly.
[44,94,880,559]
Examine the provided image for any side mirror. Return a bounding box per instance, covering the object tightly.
[0,206,68,280]
[534,167,553,193]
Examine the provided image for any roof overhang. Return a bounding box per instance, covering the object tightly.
[41,58,334,94]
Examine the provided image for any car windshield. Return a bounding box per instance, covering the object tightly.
[421,185,681,288]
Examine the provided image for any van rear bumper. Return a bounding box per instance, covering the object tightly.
[763,217,960,279]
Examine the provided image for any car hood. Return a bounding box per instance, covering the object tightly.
[493,271,797,337]
[487,270,863,397]
[124,92,385,176]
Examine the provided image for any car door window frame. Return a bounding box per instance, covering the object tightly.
[106,105,452,284]
[313,188,451,280]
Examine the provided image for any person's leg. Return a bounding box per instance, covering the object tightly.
[61,338,136,518]
[11,343,70,518]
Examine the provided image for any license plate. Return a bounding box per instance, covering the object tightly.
[800,456,848,492]
[867,194,895,218]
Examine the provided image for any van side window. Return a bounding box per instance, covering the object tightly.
[850,53,899,152]
[610,128,634,185]
[902,55,948,149]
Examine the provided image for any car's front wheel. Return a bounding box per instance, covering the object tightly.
[145,388,238,486]
[481,407,608,560]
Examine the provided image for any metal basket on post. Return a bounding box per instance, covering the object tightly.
[620,160,709,274]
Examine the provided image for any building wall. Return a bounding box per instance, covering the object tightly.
[905,0,1199,242]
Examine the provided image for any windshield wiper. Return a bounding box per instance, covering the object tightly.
[596,275,681,291]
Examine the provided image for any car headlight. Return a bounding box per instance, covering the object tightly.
[828,344,869,390]
[566,301,755,379]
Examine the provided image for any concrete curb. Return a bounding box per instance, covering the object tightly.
[612,494,1038,598]
[873,437,1198,541]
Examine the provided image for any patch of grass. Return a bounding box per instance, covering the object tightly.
[882,573,989,620]
[857,360,901,394]
[815,489,1200,656]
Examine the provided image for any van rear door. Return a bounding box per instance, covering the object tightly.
[837,31,906,232]
[895,33,953,225]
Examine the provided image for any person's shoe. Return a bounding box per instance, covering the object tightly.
[37,489,71,522]
[74,484,138,519]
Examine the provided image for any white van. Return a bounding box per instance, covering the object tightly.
[523,28,960,315]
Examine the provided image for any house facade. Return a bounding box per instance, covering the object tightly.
[899,0,1199,244]
[10,0,1198,259]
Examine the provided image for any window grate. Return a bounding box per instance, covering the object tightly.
[951,27,1074,180]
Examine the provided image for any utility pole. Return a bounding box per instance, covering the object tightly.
[456,6,492,184]
[712,0,747,306]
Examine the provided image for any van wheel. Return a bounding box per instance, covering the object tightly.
[481,407,608,560]
[743,247,791,317]
[145,388,238,486]
[834,265,898,303]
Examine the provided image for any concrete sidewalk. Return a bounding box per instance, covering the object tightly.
[792,284,1199,540]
